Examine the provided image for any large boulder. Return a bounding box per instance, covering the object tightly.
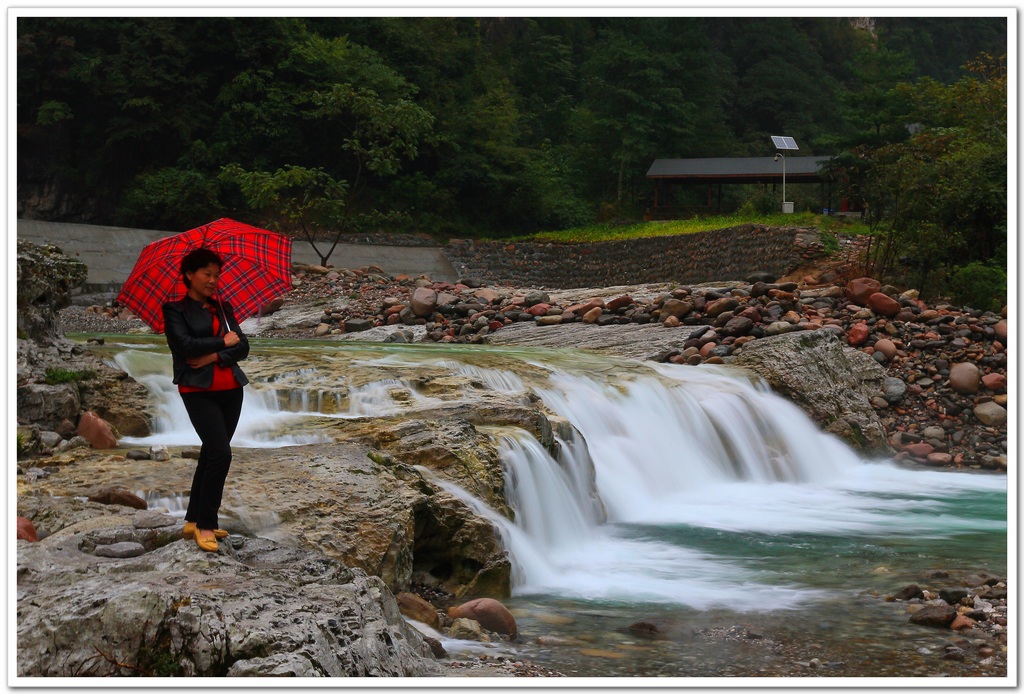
[77,411,118,449]
[732,330,892,454]
[15,241,153,436]
[448,597,518,638]
[16,239,87,343]
[16,528,440,677]
[20,437,515,601]
[845,277,882,306]
[949,362,981,395]
[17,382,81,429]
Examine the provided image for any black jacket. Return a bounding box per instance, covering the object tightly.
[163,297,250,389]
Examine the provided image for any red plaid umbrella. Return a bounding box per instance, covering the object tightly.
[116,218,293,333]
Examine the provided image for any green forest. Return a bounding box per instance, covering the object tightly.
[17,16,1007,298]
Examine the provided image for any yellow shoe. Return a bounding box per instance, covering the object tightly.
[183,522,228,539]
[194,529,219,552]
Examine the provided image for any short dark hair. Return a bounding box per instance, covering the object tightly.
[181,248,223,290]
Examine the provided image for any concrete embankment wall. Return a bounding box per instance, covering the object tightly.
[18,219,838,294]
[16,220,459,292]
[445,224,832,289]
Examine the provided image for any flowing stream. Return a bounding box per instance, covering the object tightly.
[102,336,1007,678]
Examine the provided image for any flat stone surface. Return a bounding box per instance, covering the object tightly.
[485,322,701,361]
[93,541,147,558]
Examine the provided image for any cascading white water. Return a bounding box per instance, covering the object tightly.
[108,341,1004,611]
[111,349,331,448]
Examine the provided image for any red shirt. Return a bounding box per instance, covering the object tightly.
[178,306,242,393]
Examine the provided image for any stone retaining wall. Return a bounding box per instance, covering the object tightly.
[443,224,836,289]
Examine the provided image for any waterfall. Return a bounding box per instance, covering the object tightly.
[108,341,1004,611]
[110,350,331,448]
[468,364,1003,607]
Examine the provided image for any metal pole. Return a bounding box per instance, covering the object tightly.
[782,154,786,205]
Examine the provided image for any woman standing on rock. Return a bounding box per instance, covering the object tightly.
[162,248,249,552]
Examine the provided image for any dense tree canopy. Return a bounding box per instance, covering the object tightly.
[17,14,1007,253]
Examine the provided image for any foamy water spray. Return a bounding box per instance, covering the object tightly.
[110,342,1005,610]
[111,350,330,448]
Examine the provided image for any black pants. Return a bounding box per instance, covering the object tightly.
[180,387,244,530]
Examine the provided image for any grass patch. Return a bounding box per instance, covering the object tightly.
[44,367,97,385]
[499,212,869,244]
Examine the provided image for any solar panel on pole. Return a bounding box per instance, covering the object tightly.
[771,136,799,150]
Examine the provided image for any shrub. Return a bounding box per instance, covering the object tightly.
[737,190,777,216]
[947,262,1006,313]
[819,230,842,255]
[43,367,96,385]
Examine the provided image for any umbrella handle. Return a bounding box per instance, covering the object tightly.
[215,292,231,334]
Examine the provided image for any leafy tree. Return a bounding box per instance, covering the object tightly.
[840,45,917,145]
[572,18,731,205]
[875,17,1007,83]
[219,164,347,266]
[708,17,850,154]
[15,16,1009,238]
[840,53,1006,294]
[217,34,433,263]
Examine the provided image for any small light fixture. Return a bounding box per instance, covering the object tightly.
[771,136,799,213]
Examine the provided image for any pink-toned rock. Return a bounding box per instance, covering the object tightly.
[260,297,285,315]
[473,288,501,304]
[410,287,438,317]
[949,362,981,395]
[87,487,147,510]
[926,452,953,466]
[663,315,681,328]
[994,320,1008,342]
[847,322,870,346]
[605,295,633,312]
[659,298,693,321]
[77,411,118,449]
[982,373,1007,392]
[17,517,38,542]
[737,306,761,322]
[721,316,753,337]
[583,307,603,324]
[950,614,977,631]
[846,277,882,305]
[526,303,551,317]
[699,341,717,357]
[873,338,898,361]
[867,292,901,318]
[57,419,77,439]
[488,320,504,332]
[705,298,740,318]
[396,592,440,629]
[566,298,604,315]
[448,598,517,637]
[903,442,935,459]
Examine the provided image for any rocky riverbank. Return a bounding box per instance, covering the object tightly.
[62,259,1008,471]
[22,239,1008,680]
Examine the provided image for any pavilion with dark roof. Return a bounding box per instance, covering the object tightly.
[645,156,839,219]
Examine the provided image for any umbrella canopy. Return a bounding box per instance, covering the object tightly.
[116,218,293,333]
